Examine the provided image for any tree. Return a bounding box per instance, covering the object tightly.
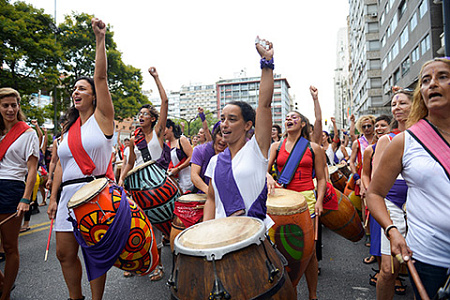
[0,0,61,94]
[174,110,219,137]
[57,13,149,120]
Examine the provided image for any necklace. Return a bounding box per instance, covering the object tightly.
[428,120,450,137]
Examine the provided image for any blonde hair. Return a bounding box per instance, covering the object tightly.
[0,88,26,134]
[355,115,376,132]
[407,57,450,128]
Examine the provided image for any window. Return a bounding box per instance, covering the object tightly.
[419,0,428,18]
[392,41,399,59]
[382,58,387,70]
[380,11,385,24]
[394,68,401,83]
[381,34,386,47]
[410,12,418,31]
[391,13,398,33]
[401,57,411,75]
[389,0,395,10]
[420,34,430,55]
[398,0,407,19]
[412,46,420,63]
[369,59,381,70]
[371,78,382,88]
[386,25,391,38]
[385,2,389,14]
[368,40,380,51]
[400,27,409,48]
[368,22,378,33]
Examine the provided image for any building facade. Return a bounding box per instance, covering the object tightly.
[179,84,217,121]
[334,27,352,129]
[216,74,291,127]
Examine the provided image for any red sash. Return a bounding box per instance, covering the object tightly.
[0,121,30,161]
[68,118,115,181]
[408,119,450,180]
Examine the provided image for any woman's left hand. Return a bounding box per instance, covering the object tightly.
[255,36,274,60]
[315,201,323,217]
[168,167,179,176]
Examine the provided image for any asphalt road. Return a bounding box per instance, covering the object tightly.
[3,195,415,299]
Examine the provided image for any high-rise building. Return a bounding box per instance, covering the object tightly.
[145,89,181,120]
[379,0,443,104]
[216,74,291,127]
[179,84,217,121]
[348,0,384,117]
[334,27,352,129]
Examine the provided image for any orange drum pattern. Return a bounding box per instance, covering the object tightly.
[70,180,159,275]
[267,189,314,287]
[320,188,364,242]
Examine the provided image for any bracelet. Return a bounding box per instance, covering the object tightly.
[260,57,274,70]
[385,224,398,239]
[20,198,31,205]
[353,173,360,181]
[199,112,206,122]
[333,138,340,143]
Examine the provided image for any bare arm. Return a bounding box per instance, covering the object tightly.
[349,114,356,143]
[312,143,326,216]
[371,135,390,173]
[150,67,168,145]
[47,160,62,220]
[349,140,359,174]
[331,117,339,152]
[168,136,193,176]
[191,164,208,194]
[310,86,323,145]
[198,107,212,142]
[118,138,136,186]
[41,128,48,153]
[203,181,216,221]
[91,18,114,136]
[17,154,38,217]
[361,146,373,198]
[254,37,274,158]
[45,139,59,189]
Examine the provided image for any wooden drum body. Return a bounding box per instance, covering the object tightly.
[328,166,348,193]
[170,193,206,252]
[336,163,352,178]
[267,188,314,287]
[68,178,159,275]
[169,217,296,300]
[320,188,364,242]
[124,160,180,236]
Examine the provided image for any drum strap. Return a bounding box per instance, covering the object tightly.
[278,137,310,186]
[60,174,107,189]
[0,121,30,161]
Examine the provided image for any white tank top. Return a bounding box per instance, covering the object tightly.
[134,129,162,167]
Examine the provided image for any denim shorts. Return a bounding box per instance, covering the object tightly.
[409,259,449,299]
[0,179,25,214]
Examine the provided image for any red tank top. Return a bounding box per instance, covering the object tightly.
[276,139,315,192]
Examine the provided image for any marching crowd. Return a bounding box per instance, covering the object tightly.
[0,18,449,300]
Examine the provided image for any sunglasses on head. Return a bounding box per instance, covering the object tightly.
[362,125,373,129]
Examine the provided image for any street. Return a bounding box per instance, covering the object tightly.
[4,195,415,299]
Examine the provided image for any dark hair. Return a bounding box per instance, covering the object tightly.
[63,77,96,134]
[166,119,182,139]
[290,111,311,141]
[124,138,130,142]
[228,101,255,129]
[375,115,391,125]
[212,122,222,142]
[272,124,282,138]
[140,104,159,128]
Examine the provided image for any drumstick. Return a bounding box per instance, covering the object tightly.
[314,217,319,241]
[0,212,18,227]
[407,259,430,300]
[44,219,54,262]
[364,211,370,228]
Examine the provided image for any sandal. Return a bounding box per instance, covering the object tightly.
[363,255,376,264]
[20,227,30,233]
[123,271,133,278]
[395,277,407,295]
[39,201,47,206]
[149,266,164,281]
[369,268,379,287]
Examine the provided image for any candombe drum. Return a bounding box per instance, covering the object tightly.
[169,193,206,252]
[336,162,352,178]
[328,166,348,193]
[124,160,180,236]
[169,217,296,299]
[266,188,314,287]
[320,188,364,242]
[68,178,159,275]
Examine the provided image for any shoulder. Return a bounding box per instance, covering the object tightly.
[310,142,320,152]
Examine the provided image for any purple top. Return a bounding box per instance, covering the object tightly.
[191,141,215,191]
[386,179,408,209]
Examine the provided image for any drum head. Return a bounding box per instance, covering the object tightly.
[67,178,109,209]
[328,166,338,174]
[176,193,207,203]
[174,217,265,260]
[267,188,307,215]
[126,160,157,177]
[336,163,346,168]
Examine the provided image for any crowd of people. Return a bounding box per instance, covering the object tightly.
[0,18,449,300]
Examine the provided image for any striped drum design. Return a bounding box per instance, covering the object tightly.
[124,160,180,236]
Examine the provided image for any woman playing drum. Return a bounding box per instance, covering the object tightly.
[203,36,274,229]
[367,57,450,299]
[0,88,39,299]
[267,104,327,300]
[47,18,115,300]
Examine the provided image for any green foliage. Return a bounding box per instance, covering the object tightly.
[174,111,219,137]
[0,1,61,94]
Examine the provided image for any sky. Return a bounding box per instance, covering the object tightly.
[22,0,350,122]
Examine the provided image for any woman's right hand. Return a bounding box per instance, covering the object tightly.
[45,178,52,190]
[91,18,106,38]
[255,36,274,60]
[47,198,58,220]
[390,229,413,263]
[148,67,158,78]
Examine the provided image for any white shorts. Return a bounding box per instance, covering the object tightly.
[380,199,407,256]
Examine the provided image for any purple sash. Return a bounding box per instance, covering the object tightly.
[68,185,131,281]
[408,119,450,180]
[214,147,267,220]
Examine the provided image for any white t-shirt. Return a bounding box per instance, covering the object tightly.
[205,137,274,230]
[133,129,162,167]
[402,131,450,268]
[0,129,39,181]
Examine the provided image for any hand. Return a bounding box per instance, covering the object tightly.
[31,119,38,126]
[180,122,185,129]
[331,117,336,124]
[266,173,281,195]
[390,229,413,263]
[197,107,204,114]
[168,167,179,176]
[309,85,318,101]
[91,18,106,37]
[16,202,30,218]
[255,36,274,60]
[118,178,124,187]
[356,179,361,187]
[45,178,52,190]
[47,199,58,220]
[315,201,323,217]
[148,67,158,78]
[392,86,402,93]
[350,114,355,123]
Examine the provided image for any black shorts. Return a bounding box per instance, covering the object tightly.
[0,179,25,214]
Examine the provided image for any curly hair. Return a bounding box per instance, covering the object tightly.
[140,104,159,129]
[355,115,376,133]
[407,57,450,128]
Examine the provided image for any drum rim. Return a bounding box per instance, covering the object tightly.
[266,189,308,215]
[67,178,109,209]
[126,159,157,177]
[176,194,207,204]
[173,217,266,261]
[328,165,338,173]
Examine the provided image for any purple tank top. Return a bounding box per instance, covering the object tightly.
[386,179,408,209]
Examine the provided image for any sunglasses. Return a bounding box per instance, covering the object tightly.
[362,125,373,129]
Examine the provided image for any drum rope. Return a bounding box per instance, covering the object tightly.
[167,253,178,291]
[260,239,279,283]
[208,254,231,300]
